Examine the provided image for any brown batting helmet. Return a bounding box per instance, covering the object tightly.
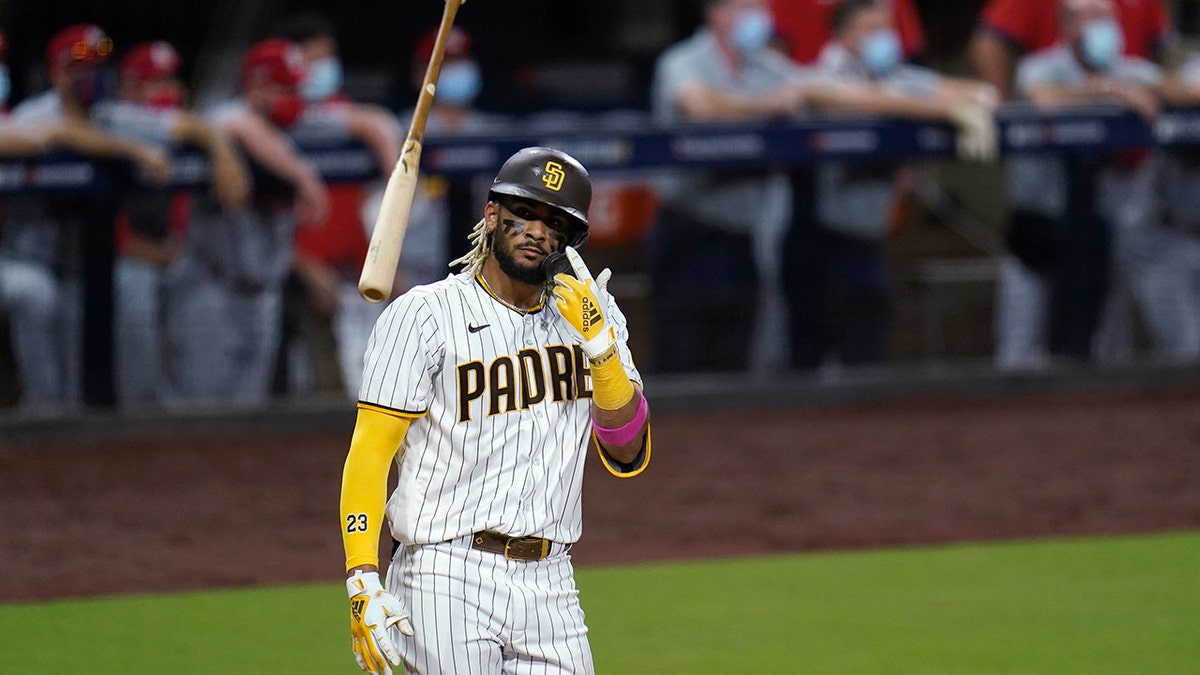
[489,146,591,247]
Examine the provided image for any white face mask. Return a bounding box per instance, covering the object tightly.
[300,56,343,101]
[437,60,481,105]
[730,7,774,56]
[860,28,902,76]
[1079,18,1123,71]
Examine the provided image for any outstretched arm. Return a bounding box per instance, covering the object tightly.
[37,118,171,182]
[344,104,403,177]
[170,112,251,211]
[224,111,329,222]
[968,30,1020,101]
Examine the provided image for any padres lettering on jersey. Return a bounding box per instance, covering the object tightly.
[359,272,642,547]
[456,344,592,422]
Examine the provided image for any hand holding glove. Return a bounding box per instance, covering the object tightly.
[949,103,998,163]
[347,570,413,675]
[551,246,618,364]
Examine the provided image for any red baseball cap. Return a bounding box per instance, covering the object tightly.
[46,23,113,74]
[240,38,307,89]
[121,41,181,82]
[413,26,472,65]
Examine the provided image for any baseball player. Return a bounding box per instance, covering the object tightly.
[0,24,178,412]
[106,39,250,407]
[164,38,328,404]
[339,146,651,674]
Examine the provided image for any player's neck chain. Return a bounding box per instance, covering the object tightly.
[475,274,544,316]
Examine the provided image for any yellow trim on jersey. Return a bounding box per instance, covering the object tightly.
[357,401,427,419]
[341,407,412,571]
[594,425,651,478]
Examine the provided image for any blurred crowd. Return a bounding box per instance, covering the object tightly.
[2,0,1200,416]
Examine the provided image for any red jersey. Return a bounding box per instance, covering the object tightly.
[770,0,927,66]
[293,183,370,272]
[977,0,1170,58]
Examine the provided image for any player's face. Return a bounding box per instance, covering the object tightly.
[489,197,572,285]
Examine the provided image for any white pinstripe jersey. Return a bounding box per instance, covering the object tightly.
[360,270,642,546]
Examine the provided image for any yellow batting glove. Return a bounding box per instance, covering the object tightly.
[347,570,412,675]
[551,246,617,363]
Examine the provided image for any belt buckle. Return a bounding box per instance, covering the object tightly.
[504,536,550,560]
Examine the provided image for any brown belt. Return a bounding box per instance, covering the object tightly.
[471,531,555,561]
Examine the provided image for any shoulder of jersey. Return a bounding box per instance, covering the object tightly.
[388,271,471,306]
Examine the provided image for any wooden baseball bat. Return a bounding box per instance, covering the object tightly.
[358,0,465,303]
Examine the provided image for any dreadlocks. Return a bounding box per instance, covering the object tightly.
[448,218,490,277]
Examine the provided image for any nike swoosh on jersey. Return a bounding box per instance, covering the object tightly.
[468,323,491,333]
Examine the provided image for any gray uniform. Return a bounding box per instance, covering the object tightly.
[648,28,800,373]
[93,100,183,408]
[1146,53,1200,362]
[784,44,941,370]
[996,45,1160,369]
[0,93,177,410]
[1,92,84,410]
[163,99,304,405]
[812,44,939,241]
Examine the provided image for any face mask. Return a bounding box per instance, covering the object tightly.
[146,89,183,110]
[1080,18,1123,71]
[860,28,902,76]
[144,80,184,109]
[730,8,774,56]
[300,56,342,101]
[269,93,305,128]
[0,65,10,107]
[437,60,481,106]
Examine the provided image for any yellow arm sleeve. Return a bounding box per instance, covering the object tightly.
[340,405,414,572]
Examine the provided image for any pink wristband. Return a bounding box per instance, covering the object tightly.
[591,390,648,447]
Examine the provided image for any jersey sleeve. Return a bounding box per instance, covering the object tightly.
[358,292,443,415]
[1013,53,1059,97]
[91,101,180,146]
[893,0,928,59]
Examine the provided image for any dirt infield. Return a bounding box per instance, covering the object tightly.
[1,384,1198,602]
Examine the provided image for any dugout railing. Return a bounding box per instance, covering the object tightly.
[1,103,1196,409]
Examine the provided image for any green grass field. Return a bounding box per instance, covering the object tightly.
[1,531,1195,674]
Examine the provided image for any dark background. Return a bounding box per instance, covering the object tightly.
[0,0,995,115]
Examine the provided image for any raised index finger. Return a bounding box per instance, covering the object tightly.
[563,246,594,285]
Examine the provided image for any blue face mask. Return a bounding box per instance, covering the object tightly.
[1080,18,1123,72]
[730,8,774,56]
[860,29,902,76]
[300,56,343,101]
[437,60,481,106]
[0,64,9,108]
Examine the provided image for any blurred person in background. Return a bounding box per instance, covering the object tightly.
[969,0,1171,100]
[994,0,1161,370]
[784,0,999,372]
[769,0,927,66]
[164,38,329,405]
[0,24,173,414]
[267,12,403,398]
[395,26,512,292]
[1134,44,1200,363]
[647,0,809,374]
[107,40,250,408]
